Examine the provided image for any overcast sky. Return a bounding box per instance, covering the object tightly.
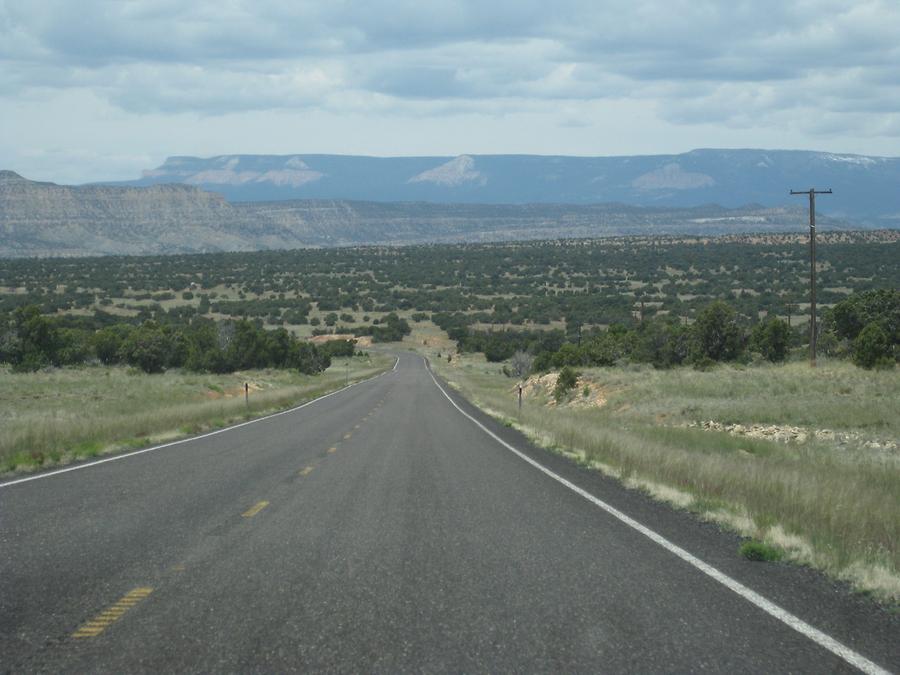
[2,0,899,184]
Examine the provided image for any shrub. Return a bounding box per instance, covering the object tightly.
[552,342,586,367]
[370,313,411,343]
[828,289,900,343]
[853,322,894,369]
[633,318,690,368]
[292,342,330,374]
[119,323,169,373]
[554,366,579,401]
[691,301,745,363]
[92,325,132,365]
[322,339,356,358]
[6,305,61,370]
[751,317,791,362]
[484,339,515,362]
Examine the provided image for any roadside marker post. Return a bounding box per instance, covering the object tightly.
[244,382,249,406]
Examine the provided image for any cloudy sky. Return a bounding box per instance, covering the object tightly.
[2,0,899,184]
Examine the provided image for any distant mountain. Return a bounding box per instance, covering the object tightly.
[111,149,900,225]
[1,170,864,258]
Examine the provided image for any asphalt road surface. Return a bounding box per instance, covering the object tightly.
[2,352,898,673]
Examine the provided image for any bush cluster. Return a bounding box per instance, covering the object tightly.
[449,291,898,373]
[348,313,412,343]
[823,289,898,368]
[0,306,332,375]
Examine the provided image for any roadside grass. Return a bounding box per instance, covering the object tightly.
[740,540,784,562]
[427,351,900,604]
[0,354,393,475]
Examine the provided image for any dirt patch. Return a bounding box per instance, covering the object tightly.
[519,372,559,398]
[416,333,456,351]
[308,334,372,347]
[204,382,264,400]
[515,372,609,409]
[566,377,609,409]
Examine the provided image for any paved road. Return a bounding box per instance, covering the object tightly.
[1,353,897,673]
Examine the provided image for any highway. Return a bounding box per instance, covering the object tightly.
[1,352,897,673]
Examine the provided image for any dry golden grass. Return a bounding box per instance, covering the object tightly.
[0,354,394,475]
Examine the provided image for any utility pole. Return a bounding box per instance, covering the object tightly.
[790,188,832,367]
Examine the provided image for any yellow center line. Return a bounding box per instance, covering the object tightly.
[241,500,270,518]
[71,587,154,639]
[299,466,315,476]
[327,446,338,454]
[343,432,352,440]
[354,424,361,429]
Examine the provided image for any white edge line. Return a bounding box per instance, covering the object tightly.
[424,358,889,675]
[0,356,400,489]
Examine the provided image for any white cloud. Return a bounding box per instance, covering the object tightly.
[0,0,898,181]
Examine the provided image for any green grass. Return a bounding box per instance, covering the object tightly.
[0,354,394,475]
[612,360,900,433]
[425,349,900,604]
[740,540,784,562]
[72,440,103,458]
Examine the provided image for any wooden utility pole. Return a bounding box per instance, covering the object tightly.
[790,188,832,367]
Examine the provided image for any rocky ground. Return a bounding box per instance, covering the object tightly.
[515,372,609,408]
[686,419,898,452]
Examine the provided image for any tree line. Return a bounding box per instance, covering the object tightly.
[443,290,899,372]
[0,308,350,375]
